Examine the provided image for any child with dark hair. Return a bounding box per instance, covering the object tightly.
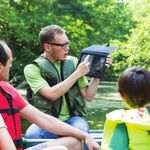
[101,66,150,150]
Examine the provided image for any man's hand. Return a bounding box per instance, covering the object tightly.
[105,55,112,68]
[75,55,90,78]
[85,135,100,150]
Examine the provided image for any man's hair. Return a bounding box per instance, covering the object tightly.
[0,40,9,66]
[39,25,66,48]
[118,66,150,108]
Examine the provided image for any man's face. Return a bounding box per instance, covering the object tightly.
[0,48,13,81]
[47,33,70,63]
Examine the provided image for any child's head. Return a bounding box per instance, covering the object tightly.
[118,66,150,108]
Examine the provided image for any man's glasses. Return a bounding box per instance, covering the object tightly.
[48,41,70,49]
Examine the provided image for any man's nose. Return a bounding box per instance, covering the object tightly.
[64,45,69,51]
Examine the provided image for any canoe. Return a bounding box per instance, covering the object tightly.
[22,130,103,145]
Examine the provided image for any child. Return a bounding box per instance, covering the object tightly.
[101,66,150,150]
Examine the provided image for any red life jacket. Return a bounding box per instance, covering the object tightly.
[0,86,23,150]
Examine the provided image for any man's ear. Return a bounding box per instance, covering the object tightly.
[0,63,3,73]
[43,43,51,51]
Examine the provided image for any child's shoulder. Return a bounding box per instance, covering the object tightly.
[107,108,150,123]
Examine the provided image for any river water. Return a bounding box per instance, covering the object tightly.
[85,99,126,130]
[85,81,126,130]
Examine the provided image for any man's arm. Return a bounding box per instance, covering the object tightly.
[26,55,90,101]
[39,58,89,100]
[80,78,100,101]
[80,56,112,101]
[20,104,100,150]
[24,55,112,101]
[0,127,16,150]
[0,115,16,150]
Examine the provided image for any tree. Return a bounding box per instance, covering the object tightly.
[110,0,150,79]
[0,0,136,83]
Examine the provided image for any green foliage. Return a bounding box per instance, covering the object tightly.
[109,0,150,79]
[0,0,136,83]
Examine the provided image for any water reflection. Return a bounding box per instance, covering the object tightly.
[85,99,126,130]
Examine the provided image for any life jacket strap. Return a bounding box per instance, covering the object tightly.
[0,108,19,115]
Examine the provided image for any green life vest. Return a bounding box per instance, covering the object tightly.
[101,108,150,150]
[27,55,87,117]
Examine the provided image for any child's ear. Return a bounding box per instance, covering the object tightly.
[119,93,125,102]
[119,92,131,109]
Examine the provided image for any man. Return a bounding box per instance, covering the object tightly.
[0,40,100,150]
[24,24,112,147]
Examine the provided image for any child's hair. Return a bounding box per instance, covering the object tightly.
[118,66,150,108]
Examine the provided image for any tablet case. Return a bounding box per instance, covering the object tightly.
[78,45,118,78]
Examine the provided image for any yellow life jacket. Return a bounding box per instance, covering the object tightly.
[101,108,150,150]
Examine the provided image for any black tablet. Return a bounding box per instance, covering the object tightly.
[78,45,118,78]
